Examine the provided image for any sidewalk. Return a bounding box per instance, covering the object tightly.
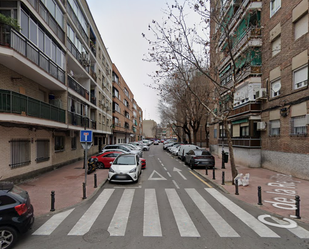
[18,154,309,224]
[194,153,309,224]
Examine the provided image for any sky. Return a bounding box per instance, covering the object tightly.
[86,0,177,124]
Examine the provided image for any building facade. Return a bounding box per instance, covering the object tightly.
[143,119,157,139]
[0,0,113,181]
[209,0,309,179]
[112,63,143,144]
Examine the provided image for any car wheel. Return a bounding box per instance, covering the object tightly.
[0,226,18,249]
[97,162,104,169]
[190,161,194,169]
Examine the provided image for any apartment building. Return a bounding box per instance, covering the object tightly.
[112,63,143,144]
[143,119,157,139]
[0,0,113,180]
[209,0,309,179]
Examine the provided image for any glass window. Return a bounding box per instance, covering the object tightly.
[269,120,280,136]
[54,136,65,151]
[291,115,307,135]
[51,42,56,61]
[38,28,44,51]
[45,35,51,57]
[29,19,37,45]
[47,0,55,16]
[21,10,29,38]
[295,14,308,40]
[270,0,281,17]
[293,65,308,90]
[0,196,16,206]
[36,139,50,162]
[271,36,281,57]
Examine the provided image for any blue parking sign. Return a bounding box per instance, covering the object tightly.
[80,130,93,142]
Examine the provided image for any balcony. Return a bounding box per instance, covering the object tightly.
[68,75,89,100]
[0,25,65,84]
[68,111,89,128]
[229,102,261,118]
[0,90,65,123]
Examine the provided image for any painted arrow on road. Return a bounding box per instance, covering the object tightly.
[173,167,187,180]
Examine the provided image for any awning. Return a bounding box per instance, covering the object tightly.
[232,118,248,124]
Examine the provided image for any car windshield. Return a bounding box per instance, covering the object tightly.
[113,155,136,165]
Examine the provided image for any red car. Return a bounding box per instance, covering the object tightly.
[91,151,146,169]
[91,151,123,169]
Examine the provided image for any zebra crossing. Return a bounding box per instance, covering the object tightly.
[32,188,309,239]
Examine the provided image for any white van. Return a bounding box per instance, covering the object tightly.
[177,144,201,161]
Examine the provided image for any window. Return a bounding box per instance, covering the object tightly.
[10,139,31,168]
[271,79,281,97]
[269,120,280,136]
[54,136,65,151]
[36,139,50,162]
[113,88,119,98]
[114,103,121,113]
[30,19,37,45]
[271,36,281,57]
[270,0,281,17]
[291,115,307,135]
[293,65,308,90]
[0,196,16,206]
[21,10,29,38]
[124,88,129,98]
[240,126,249,137]
[294,14,308,40]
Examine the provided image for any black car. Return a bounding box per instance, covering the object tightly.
[184,149,215,169]
[0,182,34,249]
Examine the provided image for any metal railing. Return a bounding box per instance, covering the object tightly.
[0,90,65,123]
[68,75,89,100]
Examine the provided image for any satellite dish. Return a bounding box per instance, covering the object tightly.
[272,81,281,92]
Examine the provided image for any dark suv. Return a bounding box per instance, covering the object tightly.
[0,182,34,249]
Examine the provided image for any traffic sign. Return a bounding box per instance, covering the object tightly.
[80,130,93,143]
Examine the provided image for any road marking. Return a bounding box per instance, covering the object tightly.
[186,188,239,237]
[144,189,162,237]
[271,216,309,238]
[108,189,135,236]
[166,189,200,237]
[68,189,114,235]
[33,208,74,235]
[206,188,280,238]
[173,167,187,180]
[167,172,171,177]
[172,180,180,189]
[258,215,297,228]
[148,170,167,180]
[190,171,212,188]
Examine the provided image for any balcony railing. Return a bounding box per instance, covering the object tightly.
[0,90,65,123]
[0,25,65,84]
[229,102,261,117]
[68,111,89,128]
[219,137,261,148]
[68,75,89,100]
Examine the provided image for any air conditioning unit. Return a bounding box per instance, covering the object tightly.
[255,88,267,99]
[257,121,267,131]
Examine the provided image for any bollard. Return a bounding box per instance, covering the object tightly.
[258,186,263,205]
[83,182,87,199]
[222,171,225,185]
[235,180,239,195]
[221,151,225,169]
[50,191,55,211]
[212,167,216,180]
[94,174,97,188]
[295,195,301,219]
[205,166,208,175]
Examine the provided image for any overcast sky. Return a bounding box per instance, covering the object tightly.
[87,0,176,124]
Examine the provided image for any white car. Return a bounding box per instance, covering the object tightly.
[177,144,201,161]
[108,154,142,183]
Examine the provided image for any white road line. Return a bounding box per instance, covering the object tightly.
[206,188,280,238]
[185,188,239,237]
[165,189,200,237]
[68,189,114,235]
[172,180,180,189]
[108,189,135,236]
[271,216,309,238]
[144,189,162,237]
[33,208,74,235]
[167,172,171,177]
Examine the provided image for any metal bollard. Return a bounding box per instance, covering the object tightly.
[83,182,87,199]
[205,166,208,175]
[212,167,216,180]
[94,174,97,188]
[221,151,225,169]
[50,191,55,211]
[295,195,301,219]
[258,186,263,205]
[222,171,225,185]
[235,180,239,195]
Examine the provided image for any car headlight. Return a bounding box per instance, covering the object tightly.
[129,167,137,173]
[109,167,115,173]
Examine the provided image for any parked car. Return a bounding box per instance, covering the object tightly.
[90,151,123,169]
[169,144,182,155]
[0,182,34,249]
[103,144,143,158]
[153,140,159,145]
[177,144,201,161]
[163,142,178,150]
[184,149,215,169]
[108,154,142,183]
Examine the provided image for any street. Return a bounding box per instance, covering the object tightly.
[15,144,309,249]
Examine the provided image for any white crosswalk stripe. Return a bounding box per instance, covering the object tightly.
[33,188,309,239]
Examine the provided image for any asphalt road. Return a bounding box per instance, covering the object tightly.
[15,144,309,249]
